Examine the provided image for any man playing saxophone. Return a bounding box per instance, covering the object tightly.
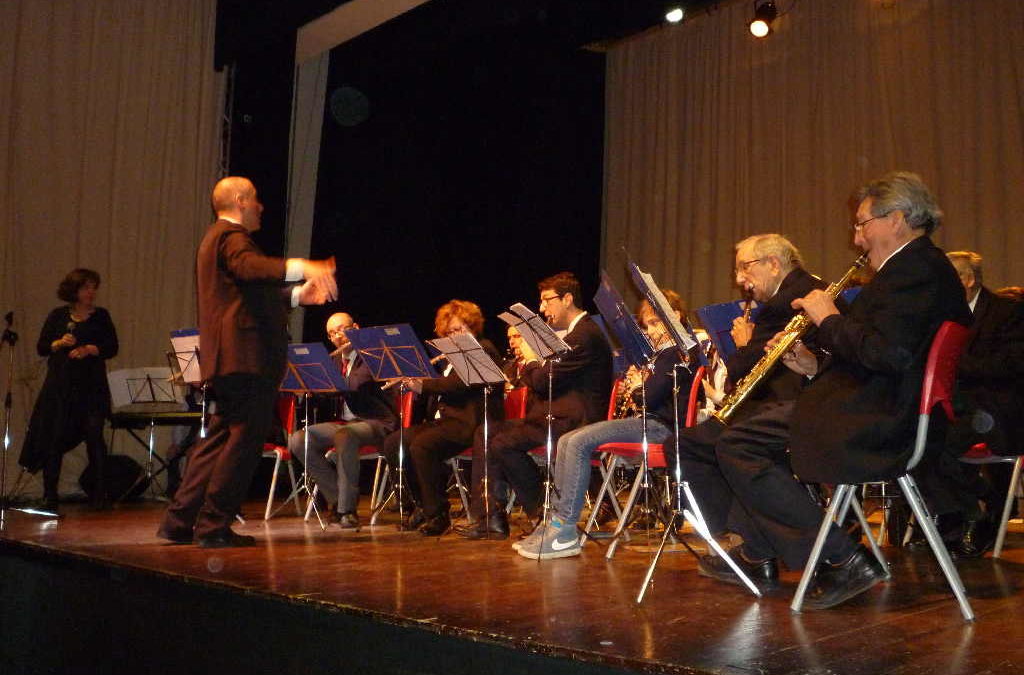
[675,172,970,611]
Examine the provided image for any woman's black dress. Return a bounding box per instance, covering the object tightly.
[19,306,118,501]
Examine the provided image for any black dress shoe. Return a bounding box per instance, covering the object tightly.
[197,530,256,548]
[804,545,885,610]
[418,513,451,536]
[455,512,509,540]
[950,518,995,559]
[698,545,779,590]
[400,507,426,530]
[157,527,194,545]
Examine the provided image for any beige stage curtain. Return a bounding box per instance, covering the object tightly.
[0,0,223,495]
[604,0,1024,312]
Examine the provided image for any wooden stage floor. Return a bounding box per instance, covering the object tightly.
[3,499,1024,674]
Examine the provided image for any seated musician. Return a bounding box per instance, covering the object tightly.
[678,173,970,610]
[289,312,398,529]
[515,290,696,559]
[385,300,503,536]
[910,251,1024,557]
[456,272,612,540]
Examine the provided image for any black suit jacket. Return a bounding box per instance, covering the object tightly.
[420,338,504,433]
[196,219,289,383]
[726,267,826,409]
[522,314,613,427]
[791,236,972,483]
[339,356,399,437]
[948,287,1024,455]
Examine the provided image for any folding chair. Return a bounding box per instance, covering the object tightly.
[791,321,975,621]
[262,393,301,520]
[959,442,1024,558]
[588,366,706,558]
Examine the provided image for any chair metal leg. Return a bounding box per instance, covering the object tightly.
[304,484,319,521]
[369,463,392,526]
[448,457,471,517]
[898,473,975,621]
[849,492,890,578]
[994,456,1023,558]
[264,454,282,520]
[605,462,646,559]
[287,462,301,515]
[792,484,855,613]
[582,454,624,547]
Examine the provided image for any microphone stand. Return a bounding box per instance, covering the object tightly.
[1,312,60,525]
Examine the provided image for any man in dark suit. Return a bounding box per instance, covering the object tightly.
[670,233,826,584]
[456,272,613,539]
[289,312,397,530]
[157,176,337,548]
[911,251,1024,556]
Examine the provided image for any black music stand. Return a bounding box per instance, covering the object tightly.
[275,342,347,528]
[627,258,762,601]
[498,303,571,552]
[108,367,181,501]
[426,332,506,536]
[347,324,438,530]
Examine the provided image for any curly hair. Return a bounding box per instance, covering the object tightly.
[434,299,485,337]
[57,268,101,303]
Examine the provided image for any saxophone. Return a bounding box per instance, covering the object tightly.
[711,254,869,424]
[615,365,645,419]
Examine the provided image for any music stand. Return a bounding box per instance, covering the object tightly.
[170,328,206,438]
[426,332,506,536]
[498,303,571,551]
[108,367,181,501]
[347,324,438,530]
[274,342,347,528]
[592,272,666,550]
[627,258,763,601]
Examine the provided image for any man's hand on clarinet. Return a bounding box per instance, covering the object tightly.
[730,316,754,348]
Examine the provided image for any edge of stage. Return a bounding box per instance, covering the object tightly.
[3,500,1024,675]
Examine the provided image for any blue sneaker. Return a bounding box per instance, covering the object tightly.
[515,519,581,560]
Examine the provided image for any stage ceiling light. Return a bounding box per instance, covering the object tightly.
[665,7,685,24]
[749,0,777,38]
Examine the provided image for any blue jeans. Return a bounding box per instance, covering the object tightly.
[552,417,672,524]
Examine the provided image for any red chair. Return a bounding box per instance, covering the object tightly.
[959,442,1024,558]
[791,321,974,620]
[262,393,300,520]
[448,386,530,517]
[586,366,706,555]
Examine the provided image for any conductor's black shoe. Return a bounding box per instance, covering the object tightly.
[950,518,995,559]
[157,527,194,545]
[418,513,451,536]
[698,545,779,590]
[455,512,509,540]
[804,545,885,610]
[197,530,256,548]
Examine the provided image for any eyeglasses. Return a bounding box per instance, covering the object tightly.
[327,327,351,338]
[852,215,883,232]
[539,292,565,305]
[734,258,763,274]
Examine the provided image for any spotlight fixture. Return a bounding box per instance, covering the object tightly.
[749,0,777,38]
[665,6,685,24]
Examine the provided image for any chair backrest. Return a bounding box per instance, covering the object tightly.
[275,393,297,436]
[606,377,624,420]
[504,386,528,420]
[907,320,970,470]
[685,366,706,428]
[400,390,415,429]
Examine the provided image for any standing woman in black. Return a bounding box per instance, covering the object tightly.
[19,269,119,511]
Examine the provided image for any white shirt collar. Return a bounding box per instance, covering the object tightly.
[876,239,914,272]
[565,311,587,336]
[967,291,979,313]
[220,215,241,225]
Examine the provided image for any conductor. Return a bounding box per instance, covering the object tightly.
[157,176,337,547]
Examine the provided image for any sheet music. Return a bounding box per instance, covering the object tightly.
[498,303,570,360]
[108,367,184,410]
[427,333,506,386]
[627,260,702,362]
[169,328,201,385]
[593,271,656,368]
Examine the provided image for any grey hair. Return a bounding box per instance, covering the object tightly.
[735,233,804,270]
[947,250,983,285]
[855,171,943,235]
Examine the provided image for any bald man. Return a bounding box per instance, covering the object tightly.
[157,176,337,548]
[288,312,397,529]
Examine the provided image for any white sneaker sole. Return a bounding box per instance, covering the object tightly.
[516,545,581,560]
